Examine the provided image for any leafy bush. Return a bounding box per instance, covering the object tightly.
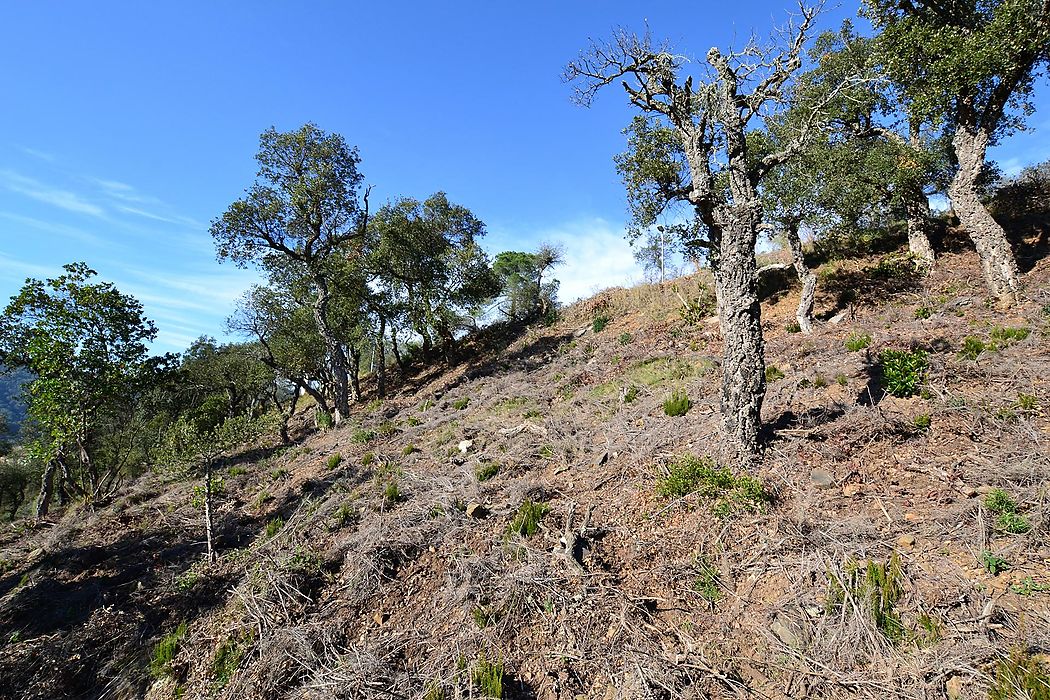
[326,453,342,470]
[662,389,691,417]
[592,315,611,333]
[475,462,500,482]
[693,557,721,603]
[785,321,802,333]
[913,414,931,430]
[618,332,633,345]
[980,550,1010,575]
[150,622,188,678]
[984,488,1019,514]
[997,511,1031,535]
[506,499,548,538]
[914,305,932,319]
[845,332,872,352]
[878,349,927,398]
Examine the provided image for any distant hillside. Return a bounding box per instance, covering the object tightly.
[0,367,29,435]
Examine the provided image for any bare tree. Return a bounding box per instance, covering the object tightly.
[567,4,856,466]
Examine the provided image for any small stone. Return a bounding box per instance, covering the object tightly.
[810,469,835,489]
[897,534,917,548]
[828,310,848,325]
[977,485,996,495]
[946,675,965,699]
[466,502,487,519]
[842,483,863,497]
[594,451,609,468]
[905,512,920,522]
[373,611,388,626]
[770,615,803,647]
[458,439,473,454]
[382,406,399,419]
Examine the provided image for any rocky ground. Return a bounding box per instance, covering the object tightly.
[1,230,1048,700]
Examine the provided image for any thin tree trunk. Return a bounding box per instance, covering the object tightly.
[785,223,816,334]
[376,316,387,398]
[204,460,216,563]
[311,276,350,423]
[349,349,362,402]
[390,325,405,370]
[949,125,1019,300]
[905,187,936,270]
[713,215,765,469]
[35,459,58,517]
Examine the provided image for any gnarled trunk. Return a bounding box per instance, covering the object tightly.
[949,125,1019,299]
[311,277,350,423]
[35,459,58,517]
[785,223,816,334]
[713,213,766,469]
[904,184,936,269]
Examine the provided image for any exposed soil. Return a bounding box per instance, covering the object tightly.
[1,233,1048,700]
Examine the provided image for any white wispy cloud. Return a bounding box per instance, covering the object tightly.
[16,146,57,162]
[0,169,105,217]
[0,211,107,246]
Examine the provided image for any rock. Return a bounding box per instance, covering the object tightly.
[373,611,388,626]
[810,469,835,489]
[945,675,965,699]
[842,483,863,497]
[594,451,609,468]
[458,439,473,454]
[897,534,916,548]
[382,406,399,419]
[466,502,487,519]
[573,326,589,338]
[828,310,848,325]
[977,484,996,495]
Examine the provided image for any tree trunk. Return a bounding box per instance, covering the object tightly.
[376,316,387,398]
[905,188,936,270]
[785,223,816,334]
[311,276,350,423]
[949,125,1019,299]
[35,459,58,517]
[349,348,362,402]
[713,214,766,469]
[390,325,405,370]
[204,460,216,563]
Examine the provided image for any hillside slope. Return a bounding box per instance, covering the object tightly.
[1,238,1049,700]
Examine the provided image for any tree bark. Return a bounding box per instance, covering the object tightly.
[376,315,387,398]
[390,325,405,370]
[905,185,936,270]
[949,125,1019,299]
[348,348,362,403]
[311,275,350,423]
[785,223,816,334]
[712,212,766,469]
[35,459,58,517]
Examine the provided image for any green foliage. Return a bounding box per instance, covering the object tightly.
[0,263,164,504]
[361,452,375,466]
[475,462,500,482]
[845,332,872,352]
[401,444,418,456]
[997,511,1031,535]
[990,325,1030,345]
[878,349,927,397]
[655,455,770,515]
[662,389,691,417]
[423,683,448,700]
[472,604,500,629]
[981,550,1010,575]
[765,366,785,382]
[316,409,334,431]
[984,488,1019,515]
[785,321,802,333]
[326,453,342,470]
[506,499,549,538]
[452,397,470,410]
[984,489,1031,533]
[825,554,905,641]
[351,428,375,444]
[988,649,1050,700]
[913,305,932,319]
[835,373,849,386]
[191,477,225,509]
[491,246,563,322]
[331,503,358,529]
[959,336,987,360]
[592,315,611,333]
[211,634,248,688]
[693,557,721,603]
[471,654,505,699]
[623,386,639,403]
[264,517,284,538]
[913,413,931,430]
[618,332,633,346]
[1010,577,1050,595]
[150,622,188,678]
[679,288,717,325]
[1016,393,1038,412]
[627,357,711,386]
[382,480,401,506]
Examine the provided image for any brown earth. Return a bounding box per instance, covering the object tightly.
[1,234,1048,700]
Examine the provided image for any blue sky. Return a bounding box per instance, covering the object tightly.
[1,2,1048,354]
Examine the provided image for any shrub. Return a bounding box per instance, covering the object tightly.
[506,499,548,538]
[475,462,500,482]
[655,455,770,515]
[845,332,872,352]
[351,428,375,444]
[878,349,927,398]
[618,332,633,345]
[914,305,932,319]
[150,622,188,678]
[331,504,358,529]
[835,373,848,386]
[984,488,1019,514]
[913,413,931,430]
[264,517,284,538]
[623,385,639,403]
[990,325,1030,346]
[406,416,422,426]
[785,321,802,333]
[377,420,397,436]
[997,511,1031,535]
[765,365,785,382]
[812,374,829,389]
[1016,393,1039,412]
[693,557,721,603]
[382,480,401,506]
[980,550,1010,575]
[227,465,248,476]
[361,452,375,466]
[825,554,905,641]
[315,410,334,431]
[663,389,692,417]
[959,335,987,360]
[472,654,505,699]
[592,315,611,333]
[326,453,342,470]
[452,397,470,410]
